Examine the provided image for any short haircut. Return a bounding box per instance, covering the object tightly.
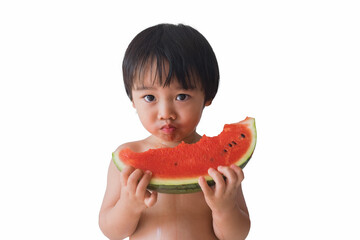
[122,23,219,102]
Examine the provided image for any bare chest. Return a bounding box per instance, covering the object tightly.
[131,192,218,240]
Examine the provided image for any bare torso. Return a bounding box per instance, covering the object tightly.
[130,192,218,240]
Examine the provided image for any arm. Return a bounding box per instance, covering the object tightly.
[199,165,250,240]
[99,159,157,240]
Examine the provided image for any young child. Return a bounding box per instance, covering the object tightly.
[99,23,250,240]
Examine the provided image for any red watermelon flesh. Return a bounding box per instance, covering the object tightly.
[112,117,256,193]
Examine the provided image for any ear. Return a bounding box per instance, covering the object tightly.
[204,99,212,107]
[132,100,136,108]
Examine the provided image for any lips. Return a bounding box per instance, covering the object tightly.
[160,124,176,134]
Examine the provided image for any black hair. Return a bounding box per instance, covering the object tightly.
[122,23,219,102]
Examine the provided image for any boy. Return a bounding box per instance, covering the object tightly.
[99,23,250,240]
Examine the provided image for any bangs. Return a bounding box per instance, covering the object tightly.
[133,54,199,90]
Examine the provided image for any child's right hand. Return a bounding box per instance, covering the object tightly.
[119,165,158,211]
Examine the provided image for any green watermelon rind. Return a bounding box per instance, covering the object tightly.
[146,156,253,194]
[112,117,257,194]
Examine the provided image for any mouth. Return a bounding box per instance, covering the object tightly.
[160,124,176,134]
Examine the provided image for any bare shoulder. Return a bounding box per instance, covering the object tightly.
[107,137,157,185]
[109,141,140,172]
[108,139,151,173]
[113,138,152,153]
[113,141,135,153]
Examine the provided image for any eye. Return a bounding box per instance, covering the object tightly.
[144,95,156,102]
[176,94,189,101]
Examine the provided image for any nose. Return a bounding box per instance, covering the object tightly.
[158,101,176,120]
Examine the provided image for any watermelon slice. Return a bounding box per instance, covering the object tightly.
[113,117,257,194]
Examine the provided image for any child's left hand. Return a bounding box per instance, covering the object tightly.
[198,164,244,214]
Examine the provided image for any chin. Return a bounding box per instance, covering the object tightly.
[157,132,184,143]
[160,134,178,142]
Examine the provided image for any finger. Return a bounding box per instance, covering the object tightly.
[120,165,135,186]
[230,164,244,185]
[217,166,238,188]
[127,169,144,193]
[144,190,158,208]
[198,176,213,197]
[136,170,152,197]
[208,168,225,194]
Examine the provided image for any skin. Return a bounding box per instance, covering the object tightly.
[99,68,251,240]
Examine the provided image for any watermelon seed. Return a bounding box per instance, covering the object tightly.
[174,162,178,166]
[232,141,237,145]
[228,143,232,147]
[223,149,228,153]
[241,133,245,138]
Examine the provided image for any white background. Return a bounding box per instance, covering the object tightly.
[1,0,359,239]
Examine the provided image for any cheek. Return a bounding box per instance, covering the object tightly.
[134,104,153,125]
[181,104,204,124]
[138,107,156,120]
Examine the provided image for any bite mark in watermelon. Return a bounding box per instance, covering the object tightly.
[112,117,257,194]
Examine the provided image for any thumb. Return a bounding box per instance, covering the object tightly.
[144,190,158,208]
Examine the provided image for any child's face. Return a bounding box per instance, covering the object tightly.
[131,70,211,144]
